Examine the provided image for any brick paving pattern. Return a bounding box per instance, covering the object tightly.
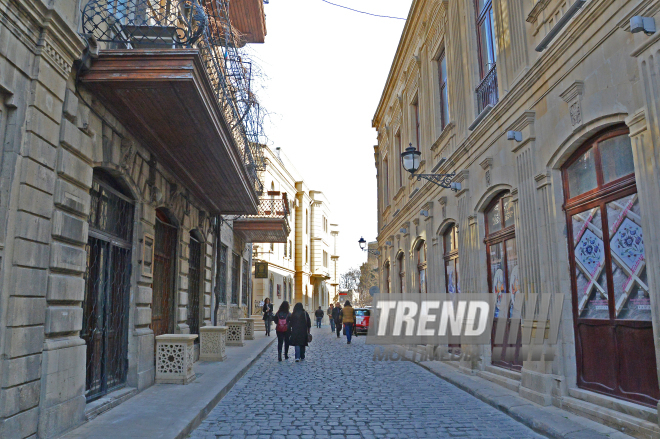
[189,326,545,438]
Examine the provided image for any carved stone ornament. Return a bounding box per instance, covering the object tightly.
[200,326,227,361]
[560,81,585,128]
[155,334,198,384]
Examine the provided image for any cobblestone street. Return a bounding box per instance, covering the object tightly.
[189,326,545,439]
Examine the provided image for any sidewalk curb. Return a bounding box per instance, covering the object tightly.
[416,361,629,439]
[177,337,277,439]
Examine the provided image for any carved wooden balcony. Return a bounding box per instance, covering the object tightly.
[233,195,291,243]
[228,0,267,45]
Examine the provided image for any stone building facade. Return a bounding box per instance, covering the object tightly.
[0,1,265,437]
[251,146,339,314]
[372,0,660,436]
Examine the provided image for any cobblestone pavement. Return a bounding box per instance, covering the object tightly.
[189,326,545,439]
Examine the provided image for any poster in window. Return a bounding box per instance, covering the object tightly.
[255,262,268,279]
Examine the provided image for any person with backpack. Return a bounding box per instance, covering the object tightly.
[273,301,291,361]
[314,306,324,328]
[262,298,273,336]
[332,302,342,338]
[327,304,335,333]
[342,300,356,344]
[288,302,311,362]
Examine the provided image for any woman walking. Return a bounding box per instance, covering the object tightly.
[342,301,356,344]
[262,298,273,336]
[288,302,311,362]
[273,301,291,361]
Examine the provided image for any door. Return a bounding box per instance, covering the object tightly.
[82,174,133,401]
[485,193,523,371]
[563,128,659,406]
[152,210,178,338]
[187,234,201,339]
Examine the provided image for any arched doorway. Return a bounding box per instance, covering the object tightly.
[562,127,658,406]
[83,169,134,401]
[485,192,522,371]
[152,209,178,338]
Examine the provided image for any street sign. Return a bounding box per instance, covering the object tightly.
[254,262,268,278]
[369,286,380,296]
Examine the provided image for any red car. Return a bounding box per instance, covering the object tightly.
[354,308,371,334]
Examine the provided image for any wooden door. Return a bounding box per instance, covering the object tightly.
[563,128,659,406]
[187,235,201,338]
[152,211,177,338]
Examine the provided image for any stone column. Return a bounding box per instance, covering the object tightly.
[155,334,197,384]
[199,326,227,361]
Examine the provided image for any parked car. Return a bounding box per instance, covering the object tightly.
[354,308,371,334]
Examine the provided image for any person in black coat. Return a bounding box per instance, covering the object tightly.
[332,302,342,338]
[273,301,291,361]
[288,302,311,362]
[262,298,274,336]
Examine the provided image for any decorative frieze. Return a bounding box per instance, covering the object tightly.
[155,334,197,384]
[199,326,227,361]
[559,81,584,128]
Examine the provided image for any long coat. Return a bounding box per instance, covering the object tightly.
[262,303,273,321]
[288,312,311,347]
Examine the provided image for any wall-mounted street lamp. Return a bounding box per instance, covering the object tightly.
[401,144,461,192]
[358,237,381,256]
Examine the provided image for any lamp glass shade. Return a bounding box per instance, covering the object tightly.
[401,146,421,173]
[358,237,367,250]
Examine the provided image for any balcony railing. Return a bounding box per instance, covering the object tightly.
[233,195,290,243]
[476,65,499,115]
[82,0,264,195]
[244,196,290,219]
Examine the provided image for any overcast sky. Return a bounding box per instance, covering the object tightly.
[249,0,412,273]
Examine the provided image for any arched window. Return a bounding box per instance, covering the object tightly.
[397,252,405,294]
[443,224,460,294]
[485,191,519,370]
[384,261,390,294]
[563,127,657,405]
[416,241,427,293]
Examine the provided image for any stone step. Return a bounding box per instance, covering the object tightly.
[484,365,522,382]
[477,369,521,393]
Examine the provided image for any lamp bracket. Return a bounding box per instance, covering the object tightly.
[414,172,458,190]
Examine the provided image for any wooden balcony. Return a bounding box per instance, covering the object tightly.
[228,0,267,44]
[80,49,259,215]
[233,196,291,243]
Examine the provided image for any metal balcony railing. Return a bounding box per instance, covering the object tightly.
[245,196,290,219]
[476,64,499,115]
[82,0,265,194]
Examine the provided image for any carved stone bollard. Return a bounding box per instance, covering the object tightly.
[238,318,255,340]
[155,334,198,384]
[225,320,246,347]
[199,326,228,361]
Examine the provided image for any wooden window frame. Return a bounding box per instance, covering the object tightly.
[443,224,459,294]
[474,0,496,81]
[397,252,405,294]
[437,51,449,130]
[484,193,516,306]
[416,241,427,294]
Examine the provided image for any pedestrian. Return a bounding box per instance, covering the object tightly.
[273,301,291,361]
[262,298,273,336]
[332,302,342,338]
[288,302,311,362]
[327,303,335,333]
[314,306,324,328]
[342,300,356,344]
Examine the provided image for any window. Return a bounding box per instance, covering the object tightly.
[306,209,309,234]
[383,157,389,204]
[438,51,449,130]
[416,241,427,294]
[475,0,498,113]
[284,241,287,258]
[289,240,292,259]
[269,277,273,301]
[397,252,405,294]
[323,250,328,268]
[270,242,274,252]
[241,258,249,305]
[413,99,421,150]
[305,245,309,265]
[485,192,520,370]
[231,252,240,304]
[443,225,460,294]
[288,281,292,302]
[384,262,390,294]
[396,131,403,188]
[218,244,227,303]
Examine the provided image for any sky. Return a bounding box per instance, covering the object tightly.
[249,0,413,272]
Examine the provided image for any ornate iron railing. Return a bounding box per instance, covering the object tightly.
[82,0,265,195]
[476,64,498,115]
[244,196,290,219]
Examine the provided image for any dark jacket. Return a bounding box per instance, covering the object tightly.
[332,306,342,323]
[315,309,324,319]
[262,303,273,321]
[273,311,290,333]
[288,311,311,346]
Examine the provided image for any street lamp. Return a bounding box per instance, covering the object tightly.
[358,237,381,256]
[401,144,461,191]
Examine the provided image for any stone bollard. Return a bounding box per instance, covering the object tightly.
[225,320,246,347]
[199,326,228,361]
[238,318,255,340]
[155,334,198,384]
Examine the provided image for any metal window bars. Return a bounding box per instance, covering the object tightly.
[82,0,265,194]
